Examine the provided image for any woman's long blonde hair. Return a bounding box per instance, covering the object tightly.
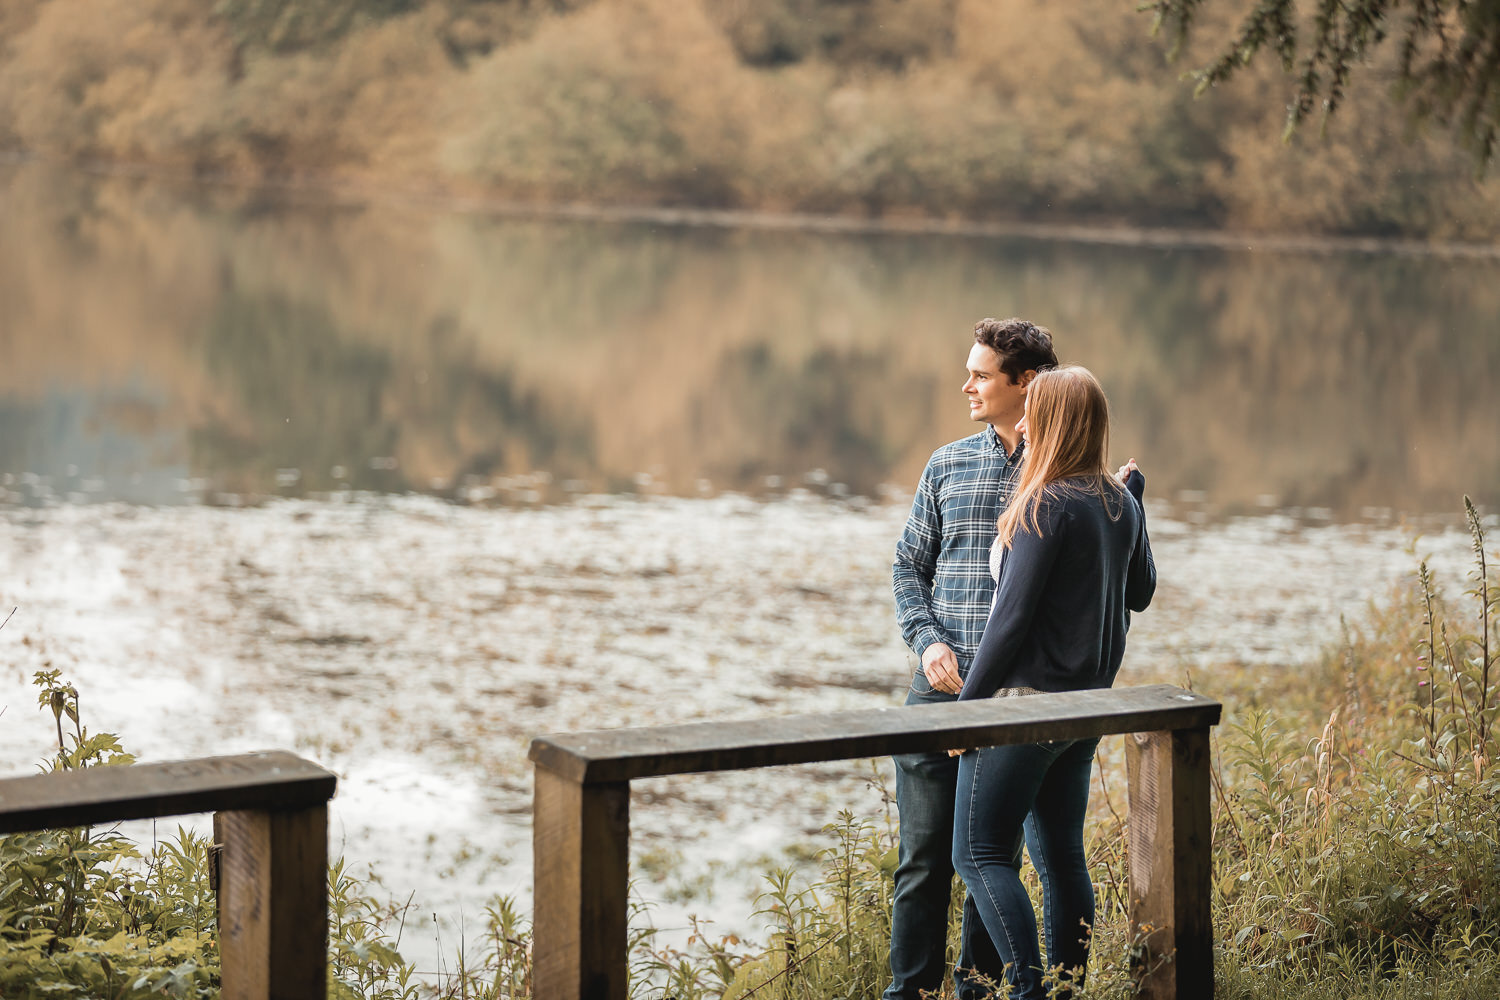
[996,365,1123,548]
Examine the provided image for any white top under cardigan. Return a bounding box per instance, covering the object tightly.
[987,538,1043,699]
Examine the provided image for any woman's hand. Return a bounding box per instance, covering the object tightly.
[1115,458,1139,484]
[947,748,966,757]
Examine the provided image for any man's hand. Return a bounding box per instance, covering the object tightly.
[922,642,963,694]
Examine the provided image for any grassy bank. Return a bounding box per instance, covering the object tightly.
[1,0,1497,240]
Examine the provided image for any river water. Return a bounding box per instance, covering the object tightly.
[3,161,1498,519]
[1,161,1497,973]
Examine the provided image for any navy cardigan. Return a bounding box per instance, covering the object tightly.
[958,472,1155,700]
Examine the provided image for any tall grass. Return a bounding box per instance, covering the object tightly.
[1198,499,1500,998]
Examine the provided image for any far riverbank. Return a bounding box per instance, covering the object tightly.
[7,150,1500,261]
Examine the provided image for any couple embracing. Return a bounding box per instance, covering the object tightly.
[887,318,1157,1000]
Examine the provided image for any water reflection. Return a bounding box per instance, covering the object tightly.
[2,162,1497,520]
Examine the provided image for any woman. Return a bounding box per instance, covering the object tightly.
[951,365,1155,1000]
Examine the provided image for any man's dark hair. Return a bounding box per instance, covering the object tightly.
[974,317,1058,382]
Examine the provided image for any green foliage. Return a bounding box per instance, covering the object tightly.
[0,670,430,1000]
[1148,0,1500,167]
[0,672,216,999]
[722,810,895,999]
[325,859,423,999]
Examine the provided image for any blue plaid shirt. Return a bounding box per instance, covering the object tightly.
[893,427,1024,674]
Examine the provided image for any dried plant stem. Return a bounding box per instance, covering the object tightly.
[1421,562,1440,744]
[1465,497,1492,746]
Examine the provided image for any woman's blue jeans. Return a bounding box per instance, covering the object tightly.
[953,735,1100,1000]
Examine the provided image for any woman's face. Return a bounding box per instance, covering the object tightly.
[1015,393,1031,446]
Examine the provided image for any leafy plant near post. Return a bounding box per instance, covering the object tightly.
[0,671,219,999]
[719,810,895,1000]
[0,671,427,1000]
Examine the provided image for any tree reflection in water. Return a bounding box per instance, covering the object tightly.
[2,162,1497,520]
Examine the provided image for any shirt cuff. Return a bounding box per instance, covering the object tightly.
[915,629,946,659]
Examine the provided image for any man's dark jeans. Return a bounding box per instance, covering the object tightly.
[884,672,1005,1000]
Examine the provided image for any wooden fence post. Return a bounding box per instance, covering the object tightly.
[0,751,336,999]
[1126,727,1213,1000]
[217,805,330,1000]
[532,767,630,1000]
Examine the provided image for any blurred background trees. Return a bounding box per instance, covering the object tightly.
[0,0,1495,239]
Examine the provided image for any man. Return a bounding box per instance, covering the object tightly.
[885,317,1059,1000]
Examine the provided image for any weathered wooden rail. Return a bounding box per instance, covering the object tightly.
[530,683,1221,1000]
[0,750,337,1000]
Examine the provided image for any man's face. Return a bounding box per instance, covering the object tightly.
[963,344,1030,428]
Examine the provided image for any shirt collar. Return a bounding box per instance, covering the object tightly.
[987,425,1025,464]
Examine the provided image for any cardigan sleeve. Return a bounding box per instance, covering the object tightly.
[1122,469,1155,612]
[958,500,1065,701]
[1125,493,1156,613]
